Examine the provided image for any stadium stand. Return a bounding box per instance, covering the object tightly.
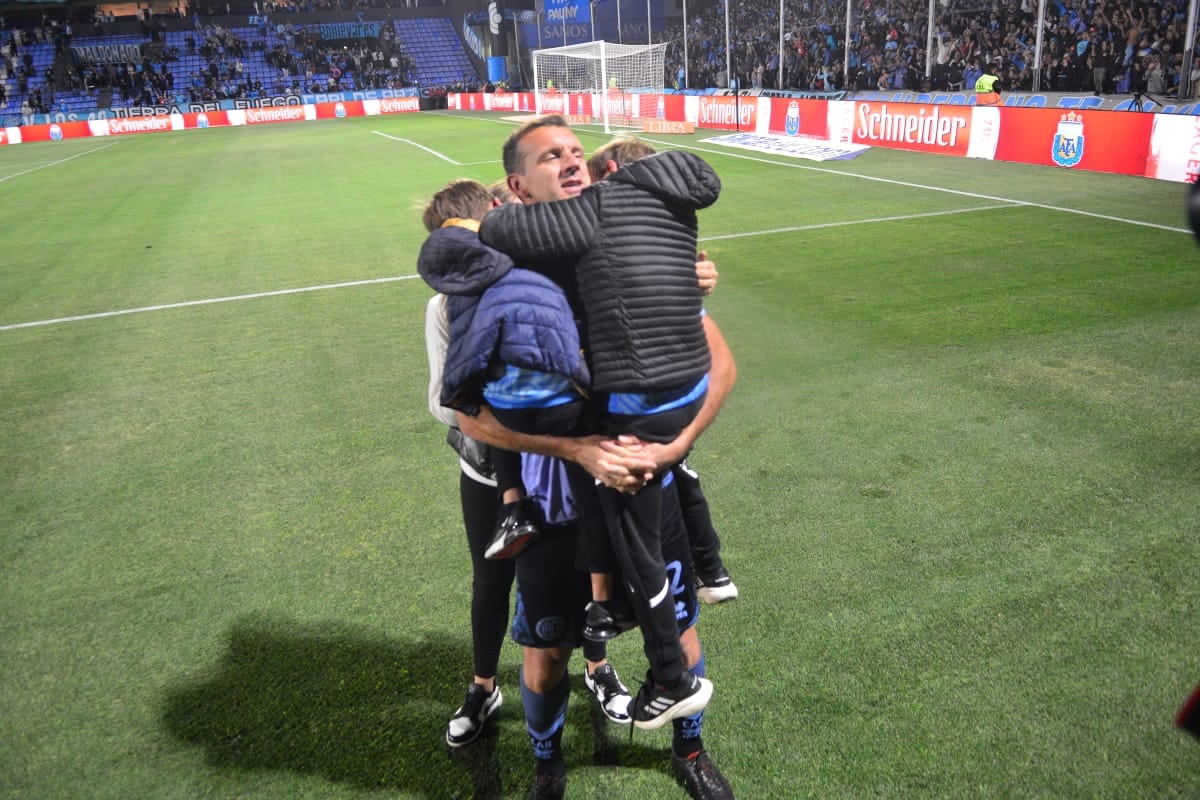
[0,0,1193,115]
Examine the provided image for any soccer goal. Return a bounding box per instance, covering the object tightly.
[531,40,668,134]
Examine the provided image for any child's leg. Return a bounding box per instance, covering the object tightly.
[590,572,611,603]
[491,447,526,504]
[484,413,541,560]
[596,477,688,688]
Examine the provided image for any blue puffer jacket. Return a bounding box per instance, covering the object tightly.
[417,223,589,416]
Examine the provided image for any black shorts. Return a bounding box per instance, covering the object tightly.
[510,475,699,649]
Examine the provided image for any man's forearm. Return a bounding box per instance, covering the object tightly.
[457,406,656,490]
[686,313,737,446]
[456,406,581,462]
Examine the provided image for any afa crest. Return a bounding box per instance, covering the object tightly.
[1052,111,1084,168]
[785,100,800,137]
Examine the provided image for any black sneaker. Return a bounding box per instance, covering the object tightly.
[673,750,735,800]
[582,601,621,642]
[584,663,632,724]
[631,672,713,731]
[446,683,502,747]
[695,567,738,605]
[485,499,540,560]
[528,772,567,799]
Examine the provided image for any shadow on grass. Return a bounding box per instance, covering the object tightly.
[161,613,670,798]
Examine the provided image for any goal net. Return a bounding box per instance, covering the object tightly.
[532,40,667,134]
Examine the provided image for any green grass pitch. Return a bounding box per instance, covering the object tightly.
[2,111,1199,799]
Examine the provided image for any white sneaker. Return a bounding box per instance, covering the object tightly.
[446,683,502,747]
[584,663,632,724]
[695,568,739,605]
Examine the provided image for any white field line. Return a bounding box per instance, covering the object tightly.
[0,275,422,332]
[638,134,1191,236]
[700,203,1019,241]
[371,130,500,166]
[1,119,1184,332]
[405,115,1189,235]
[0,141,123,183]
[0,204,998,332]
[371,130,464,164]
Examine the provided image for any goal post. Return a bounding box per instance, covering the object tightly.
[532,40,667,134]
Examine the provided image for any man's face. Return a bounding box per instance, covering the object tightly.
[507,124,590,205]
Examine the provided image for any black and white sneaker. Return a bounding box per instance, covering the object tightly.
[695,567,738,605]
[528,772,567,799]
[485,499,540,560]
[584,663,632,724]
[446,683,502,747]
[631,672,713,731]
[673,749,735,800]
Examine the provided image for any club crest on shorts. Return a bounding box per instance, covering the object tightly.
[1052,111,1084,168]
[536,616,565,642]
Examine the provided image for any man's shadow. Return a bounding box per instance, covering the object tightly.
[161,614,666,798]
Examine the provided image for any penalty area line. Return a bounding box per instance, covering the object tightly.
[640,135,1191,236]
[371,130,500,167]
[0,275,423,333]
[0,141,123,184]
[700,203,1019,242]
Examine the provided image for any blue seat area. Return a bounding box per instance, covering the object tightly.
[1,16,477,114]
[393,18,477,86]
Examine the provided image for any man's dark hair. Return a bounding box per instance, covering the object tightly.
[502,114,569,176]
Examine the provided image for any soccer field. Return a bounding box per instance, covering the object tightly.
[2,112,1199,799]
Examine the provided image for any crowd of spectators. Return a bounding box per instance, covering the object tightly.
[1,9,422,112]
[662,0,1198,96]
[5,0,1198,114]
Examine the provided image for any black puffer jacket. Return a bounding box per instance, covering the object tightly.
[479,149,718,394]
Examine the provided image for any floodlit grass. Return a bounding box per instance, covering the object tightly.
[2,113,1199,799]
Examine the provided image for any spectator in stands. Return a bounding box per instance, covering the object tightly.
[1145,56,1167,96]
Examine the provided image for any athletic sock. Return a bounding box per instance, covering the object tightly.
[672,651,706,759]
[581,638,607,665]
[520,666,570,775]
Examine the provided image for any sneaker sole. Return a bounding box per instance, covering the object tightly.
[633,677,713,731]
[581,625,621,642]
[696,584,739,605]
[484,532,536,560]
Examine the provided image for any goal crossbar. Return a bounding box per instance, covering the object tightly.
[532,39,667,133]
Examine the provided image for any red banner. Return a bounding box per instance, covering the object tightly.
[849,101,974,156]
[107,116,174,135]
[992,107,1154,175]
[696,96,757,131]
[314,100,365,119]
[243,105,308,125]
[187,110,231,130]
[766,97,831,140]
[20,121,92,143]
